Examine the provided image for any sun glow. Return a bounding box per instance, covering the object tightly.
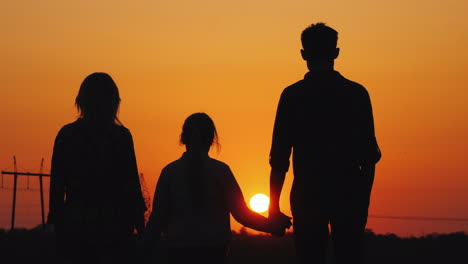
[249,193,270,213]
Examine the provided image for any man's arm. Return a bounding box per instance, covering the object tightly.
[269,168,286,216]
[359,88,381,165]
[356,87,380,201]
[268,168,292,236]
[268,89,293,234]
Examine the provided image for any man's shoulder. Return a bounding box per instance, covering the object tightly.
[338,74,369,96]
[280,79,306,98]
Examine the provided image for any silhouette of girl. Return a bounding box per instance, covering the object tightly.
[48,72,146,264]
[145,112,290,263]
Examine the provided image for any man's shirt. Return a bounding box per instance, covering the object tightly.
[269,70,380,184]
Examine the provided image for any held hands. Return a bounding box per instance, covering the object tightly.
[267,211,292,237]
[135,220,145,236]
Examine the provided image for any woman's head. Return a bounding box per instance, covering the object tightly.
[75,72,121,124]
[180,113,219,153]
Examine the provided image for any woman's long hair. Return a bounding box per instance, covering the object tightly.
[180,113,220,208]
[75,72,122,125]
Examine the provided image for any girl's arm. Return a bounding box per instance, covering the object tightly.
[224,165,289,234]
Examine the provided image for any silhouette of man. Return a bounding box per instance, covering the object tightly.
[268,23,381,264]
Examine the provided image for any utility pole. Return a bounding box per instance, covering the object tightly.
[39,158,45,229]
[12,156,17,230]
[1,156,51,230]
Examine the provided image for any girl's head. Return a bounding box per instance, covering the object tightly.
[75,72,121,125]
[180,113,219,207]
[180,113,219,153]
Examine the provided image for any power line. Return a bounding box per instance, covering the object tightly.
[369,214,468,222]
[1,156,49,230]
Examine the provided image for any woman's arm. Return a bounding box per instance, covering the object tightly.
[124,129,147,234]
[48,128,67,226]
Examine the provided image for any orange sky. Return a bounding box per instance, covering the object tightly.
[1,0,468,236]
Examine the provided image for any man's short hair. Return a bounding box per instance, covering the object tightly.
[301,23,338,59]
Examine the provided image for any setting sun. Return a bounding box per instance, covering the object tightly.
[250,194,270,213]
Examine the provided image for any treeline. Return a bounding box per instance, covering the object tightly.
[1,227,467,263]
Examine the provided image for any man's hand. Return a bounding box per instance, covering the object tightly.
[45,224,55,233]
[268,211,292,237]
[135,214,145,236]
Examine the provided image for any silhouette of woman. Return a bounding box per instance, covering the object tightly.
[145,113,290,263]
[48,72,146,264]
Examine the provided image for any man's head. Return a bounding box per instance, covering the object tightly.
[301,23,339,66]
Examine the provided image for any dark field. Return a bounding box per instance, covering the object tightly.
[1,228,467,263]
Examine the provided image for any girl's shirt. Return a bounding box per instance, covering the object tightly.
[148,152,249,247]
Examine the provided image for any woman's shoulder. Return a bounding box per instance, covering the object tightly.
[112,124,134,142]
[56,120,82,138]
[56,120,132,142]
[115,123,131,133]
